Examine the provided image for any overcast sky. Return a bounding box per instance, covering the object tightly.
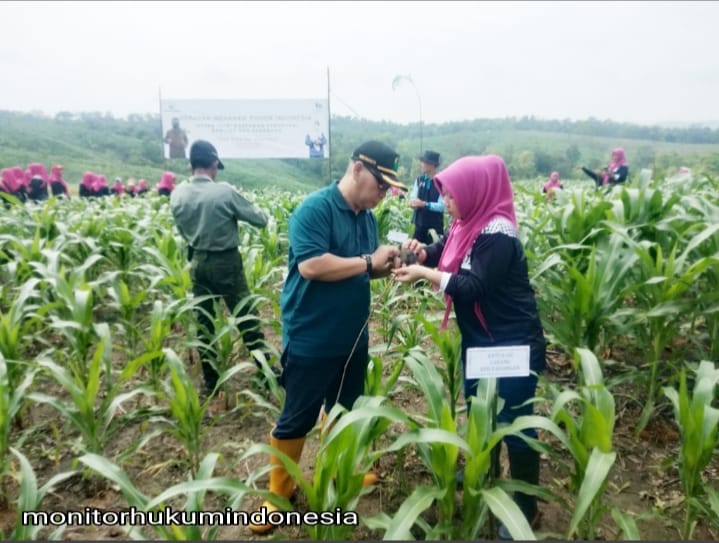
[2,1,717,127]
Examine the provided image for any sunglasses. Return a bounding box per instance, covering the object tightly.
[359,160,391,191]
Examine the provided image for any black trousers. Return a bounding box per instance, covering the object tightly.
[191,249,265,390]
[272,346,369,439]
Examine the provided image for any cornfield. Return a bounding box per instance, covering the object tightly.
[0,171,717,540]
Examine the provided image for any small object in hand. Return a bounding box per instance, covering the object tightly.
[400,248,418,265]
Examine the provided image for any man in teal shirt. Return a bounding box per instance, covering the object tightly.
[170,140,269,397]
[251,141,406,534]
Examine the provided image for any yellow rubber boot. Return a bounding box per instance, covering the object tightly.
[320,409,378,487]
[249,433,305,534]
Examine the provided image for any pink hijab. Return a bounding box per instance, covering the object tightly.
[433,155,518,330]
[156,171,176,191]
[49,165,70,194]
[93,175,108,192]
[12,167,28,190]
[603,148,628,185]
[1,168,22,193]
[1,168,12,192]
[27,163,49,186]
[81,172,96,190]
[543,171,562,199]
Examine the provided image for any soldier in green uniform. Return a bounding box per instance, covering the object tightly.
[170,140,270,396]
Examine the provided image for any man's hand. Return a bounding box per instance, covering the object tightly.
[371,245,400,274]
[409,198,426,209]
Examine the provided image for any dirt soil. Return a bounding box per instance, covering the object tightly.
[2,327,718,541]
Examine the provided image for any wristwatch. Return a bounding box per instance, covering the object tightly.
[362,254,372,275]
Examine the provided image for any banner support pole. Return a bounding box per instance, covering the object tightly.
[327,66,332,184]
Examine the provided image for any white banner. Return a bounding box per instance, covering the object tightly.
[160,99,330,160]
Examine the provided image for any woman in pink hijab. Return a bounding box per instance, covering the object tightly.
[49,165,70,198]
[26,163,49,201]
[393,155,545,536]
[79,172,96,198]
[93,175,110,197]
[8,167,28,202]
[581,147,629,189]
[1,167,26,203]
[542,171,563,201]
[156,171,176,196]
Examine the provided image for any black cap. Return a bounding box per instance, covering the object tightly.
[351,140,407,190]
[419,150,440,166]
[189,140,224,170]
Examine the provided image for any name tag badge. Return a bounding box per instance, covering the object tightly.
[465,345,531,379]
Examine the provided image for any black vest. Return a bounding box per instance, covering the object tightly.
[413,174,444,233]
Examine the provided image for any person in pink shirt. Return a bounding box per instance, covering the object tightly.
[136,178,149,196]
[110,177,126,196]
[49,165,70,198]
[156,171,177,196]
[581,148,629,189]
[125,178,137,198]
[542,171,563,201]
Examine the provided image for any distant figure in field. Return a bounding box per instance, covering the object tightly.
[93,175,110,197]
[581,148,629,189]
[26,163,49,201]
[164,117,189,159]
[409,150,445,244]
[111,177,126,196]
[1,168,26,204]
[126,178,137,198]
[542,171,563,201]
[49,165,70,198]
[11,167,28,202]
[136,179,149,196]
[79,172,96,198]
[156,171,177,196]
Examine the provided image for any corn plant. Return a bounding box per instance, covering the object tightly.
[544,348,617,539]
[28,323,150,456]
[399,349,465,537]
[79,452,253,540]
[663,361,719,539]
[140,245,192,300]
[614,228,717,433]
[8,447,75,540]
[416,316,463,418]
[0,355,35,508]
[105,273,155,356]
[154,348,210,476]
[243,396,411,540]
[533,234,637,356]
[0,278,47,394]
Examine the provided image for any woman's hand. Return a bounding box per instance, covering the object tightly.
[401,239,427,264]
[392,264,427,283]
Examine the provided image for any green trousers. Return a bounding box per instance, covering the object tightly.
[190,248,264,391]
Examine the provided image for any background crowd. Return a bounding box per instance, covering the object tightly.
[0,164,178,203]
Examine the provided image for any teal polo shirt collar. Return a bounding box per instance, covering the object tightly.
[328,179,369,217]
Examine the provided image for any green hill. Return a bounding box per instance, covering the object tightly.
[2,110,718,193]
